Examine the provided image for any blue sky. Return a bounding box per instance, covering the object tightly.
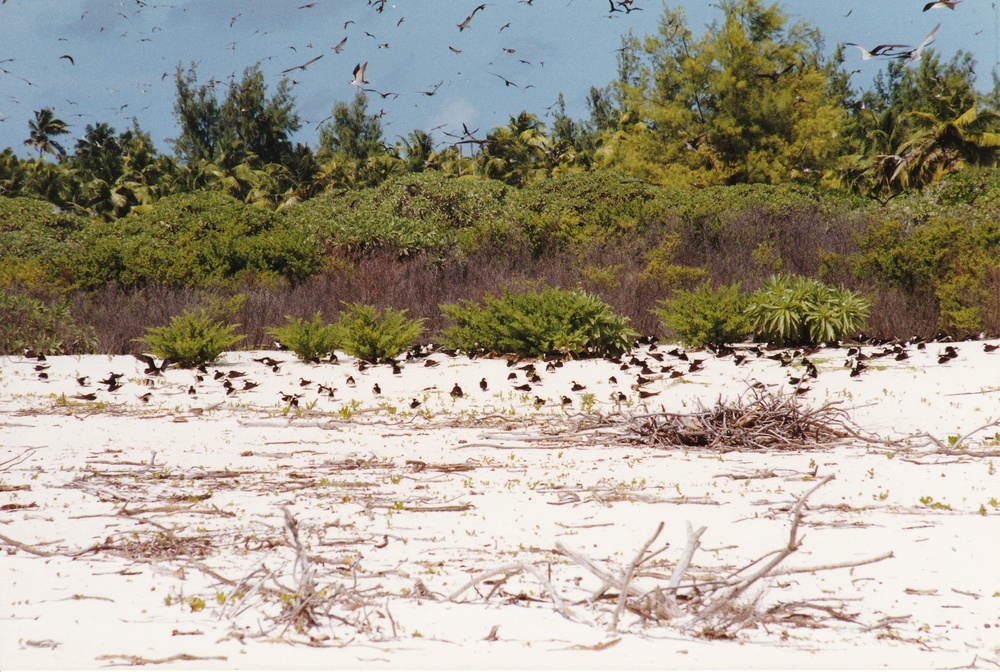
[1,0,997,158]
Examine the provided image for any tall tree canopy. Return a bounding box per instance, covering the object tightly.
[604,0,848,187]
[318,90,387,164]
[170,63,299,168]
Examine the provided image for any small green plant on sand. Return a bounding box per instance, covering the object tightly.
[137,297,244,368]
[266,312,339,363]
[335,303,424,362]
[745,274,869,345]
[440,287,634,358]
[653,281,749,347]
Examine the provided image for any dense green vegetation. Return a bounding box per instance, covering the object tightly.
[653,283,750,348]
[745,275,870,346]
[2,0,999,354]
[266,312,340,364]
[334,304,425,362]
[137,298,245,368]
[441,288,635,358]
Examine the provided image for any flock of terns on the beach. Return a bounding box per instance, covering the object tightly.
[19,335,999,412]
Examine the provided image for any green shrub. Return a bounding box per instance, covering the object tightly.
[64,192,322,289]
[137,297,245,367]
[0,290,97,355]
[266,312,339,363]
[853,217,1000,335]
[653,282,750,347]
[0,196,89,290]
[334,303,424,362]
[440,287,635,358]
[745,274,869,345]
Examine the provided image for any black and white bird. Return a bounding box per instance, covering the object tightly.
[923,0,961,10]
[845,42,911,61]
[350,62,368,86]
[906,24,939,65]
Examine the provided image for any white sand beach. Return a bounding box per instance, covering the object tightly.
[1,338,999,669]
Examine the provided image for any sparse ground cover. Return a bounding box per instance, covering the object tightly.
[1,338,999,668]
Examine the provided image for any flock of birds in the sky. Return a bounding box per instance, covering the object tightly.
[19,333,999,414]
[843,0,966,67]
[0,0,977,148]
[0,0,651,136]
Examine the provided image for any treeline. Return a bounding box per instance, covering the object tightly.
[1,0,999,354]
[3,0,999,215]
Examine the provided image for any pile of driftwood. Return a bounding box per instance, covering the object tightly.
[620,388,855,452]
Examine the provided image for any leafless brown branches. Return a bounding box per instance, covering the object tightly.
[616,388,857,452]
[450,476,894,639]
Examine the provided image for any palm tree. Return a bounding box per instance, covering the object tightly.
[477,112,553,186]
[24,108,70,159]
[397,129,435,172]
[894,105,1000,188]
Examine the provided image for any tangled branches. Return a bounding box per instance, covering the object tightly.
[449,476,894,639]
[620,388,856,452]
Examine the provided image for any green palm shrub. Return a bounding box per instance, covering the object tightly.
[334,303,424,362]
[745,274,869,345]
[137,298,245,367]
[440,287,635,358]
[653,282,750,347]
[266,312,339,363]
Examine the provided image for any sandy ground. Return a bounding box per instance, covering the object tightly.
[1,337,999,669]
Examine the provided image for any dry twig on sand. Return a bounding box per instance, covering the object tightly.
[909,419,1000,457]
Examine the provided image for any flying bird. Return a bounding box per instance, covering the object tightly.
[332,36,347,53]
[906,23,939,64]
[281,54,323,74]
[490,72,518,87]
[923,0,961,9]
[133,353,170,375]
[59,54,75,65]
[845,42,911,60]
[364,88,398,99]
[351,61,368,85]
[419,80,443,96]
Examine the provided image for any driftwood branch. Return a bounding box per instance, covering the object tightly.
[612,521,664,631]
[699,474,835,617]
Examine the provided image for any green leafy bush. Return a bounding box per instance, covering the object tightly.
[653,282,749,347]
[853,217,1000,336]
[137,298,245,367]
[334,303,424,362]
[0,196,88,290]
[266,312,339,363]
[0,290,97,355]
[440,287,635,358]
[745,274,869,345]
[65,192,322,289]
